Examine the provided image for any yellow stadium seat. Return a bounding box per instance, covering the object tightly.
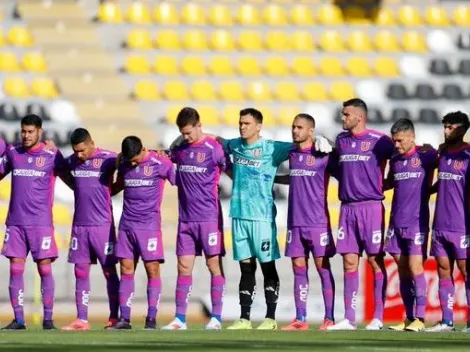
[22,52,47,72]
[290,5,315,25]
[163,81,189,100]
[0,30,5,47]
[236,56,261,76]
[425,6,449,26]
[246,81,271,101]
[264,56,289,76]
[126,2,151,24]
[167,105,181,124]
[274,82,300,102]
[181,3,205,25]
[197,106,219,126]
[181,56,206,75]
[291,31,315,52]
[221,105,242,127]
[134,80,159,100]
[0,180,11,200]
[398,5,422,26]
[319,57,345,77]
[345,57,372,77]
[182,31,208,51]
[237,31,263,51]
[53,204,72,225]
[317,4,343,25]
[347,31,373,52]
[301,82,328,101]
[98,2,123,23]
[291,56,316,76]
[191,81,216,101]
[210,30,235,51]
[237,4,261,25]
[208,5,232,26]
[4,77,29,97]
[155,30,180,50]
[127,29,152,50]
[329,82,355,101]
[257,106,275,127]
[262,4,288,26]
[402,31,427,52]
[219,81,244,101]
[7,27,33,47]
[125,55,150,74]
[31,77,58,99]
[453,6,470,26]
[320,31,345,52]
[153,3,179,24]
[374,57,399,77]
[278,106,299,126]
[208,56,234,75]
[0,204,8,223]
[153,56,178,75]
[265,31,290,51]
[375,31,400,52]
[0,52,21,72]
[371,7,396,26]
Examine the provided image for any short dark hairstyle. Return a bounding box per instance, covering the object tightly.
[391,118,415,134]
[343,98,368,114]
[21,114,42,128]
[121,136,143,161]
[240,108,263,124]
[442,111,470,131]
[295,113,315,128]
[176,107,200,129]
[70,128,91,145]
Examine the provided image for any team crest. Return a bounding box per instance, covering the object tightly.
[253,148,262,158]
[411,158,421,168]
[197,152,206,163]
[144,165,153,176]
[35,157,45,167]
[306,155,315,166]
[454,160,464,170]
[360,142,371,152]
[93,158,103,168]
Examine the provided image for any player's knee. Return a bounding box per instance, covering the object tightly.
[177,262,192,276]
[367,255,384,272]
[206,256,221,276]
[10,262,25,276]
[292,257,307,269]
[102,265,117,279]
[38,263,52,277]
[75,264,90,279]
[343,255,358,272]
[240,261,256,277]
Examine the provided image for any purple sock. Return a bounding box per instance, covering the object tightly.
[74,264,91,321]
[344,271,358,323]
[399,276,415,320]
[439,278,454,323]
[175,275,192,317]
[38,263,55,321]
[147,278,162,320]
[9,262,25,322]
[413,273,427,320]
[466,275,470,326]
[119,274,135,321]
[211,275,225,318]
[103,266,120,320]
[293,266,308,322]
[373,271,386,321]
[318,267,335,320]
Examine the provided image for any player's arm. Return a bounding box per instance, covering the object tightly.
[274,174,290,185]
[0,152,12,180]
[53,150,74,190]
[111,166,125,196]
[164,158,176,186]
[383,167,394,191]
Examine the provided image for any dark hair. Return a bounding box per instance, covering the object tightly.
[391,118,415,134]
[442,111,470,131]
[70,128,91,145]
[121,136,143,161]
[240,108,263,124]
[343,98,368,114]
[295,113,315,128]
[176,107,200,129]
[21,114,42,128]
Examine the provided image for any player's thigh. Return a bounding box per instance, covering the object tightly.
[232,219,254,262]
[68,226,92,264]
[285,227,308,258]
[450,231,469,261]
[26,226,58,262]
[115,229,137,260]
[176,221,199,256]
[304,227,336,259]
[135,229,165,263]
[198,221,224,257]
[336,204,361,255]
[385,228,401,257]
[2,226,28,259]
[252,221,280,263]
[89,224,118,266]
[359,202,384,256]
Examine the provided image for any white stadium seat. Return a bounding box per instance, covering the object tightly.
[356,80,386,105]
[399,56,428,79]
[427,30,455,53]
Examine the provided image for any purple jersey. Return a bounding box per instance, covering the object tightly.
[389,146,438,229]
[433,146,470,233]
[0,143,65,226]
[336,130,394,203]
[65,148,117,226]
[118,151,175,230]
[0,137,6,157]
[287,146,337,227]
[171,137,228,222]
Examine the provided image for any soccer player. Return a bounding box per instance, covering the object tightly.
[61,128,120,331]
[0,114,71,330]
[327,99,395,331]
[426,111,470,332]
[112,136,175,330]
[276,114,337,331]
[161,107,228,331]
[384,119,438,332]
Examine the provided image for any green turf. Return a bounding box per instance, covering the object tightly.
[0,327,470,352]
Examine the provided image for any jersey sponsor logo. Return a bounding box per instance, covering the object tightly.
[35,157,45,168]
[124,179,154,187]
[411,157,421,168]
[253,148,262,158]
[179,165,207,173]
[306,155,315,166]
[13,169,46,177]
[454,160,464,170]
[92,158,103,168]
[28,157,33,164]
[197,152,206,163]
[234,157,261,168]
[393,171,422,181]
[339,154,371,162]
[438,172,463,181]
[71,170,102,178]
[144,165,153,176]
[290,169,317,177]
[361,141,371,151]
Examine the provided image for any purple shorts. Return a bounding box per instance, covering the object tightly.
[285,226,336,258]
[115,228,164,262]
[176,221,225,257]
[430,230,468,260]
[2,226,58,261]
[336,201,385,256]
[385,227,428,257]
[68,225,117,266]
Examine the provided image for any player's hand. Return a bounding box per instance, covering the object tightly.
[44,140,57,149]
[155,149,169,158]
[315,136,333,154]
[419,143,435,153]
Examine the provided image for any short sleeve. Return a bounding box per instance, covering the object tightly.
[163,158,176,185]
[272,141,294,166]
[0,148,11,175]
[213,142,230,171]
[53,150,67,175]
[375,135,395,161]
[326,150,339,178]
[221,138,237,155]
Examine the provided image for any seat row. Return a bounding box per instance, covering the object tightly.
[0,101,52,122]
[1,77,59,98]
[387,83,470,101]
[429,58,470,76]
[0,52,48,73]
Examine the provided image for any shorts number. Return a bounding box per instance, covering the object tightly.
[147,238,158,252]
[460,236,469,249]
[320,233,329,247]
[261,240,270,252]
[337,227,345,240]
[208,232,218,247]
[286,230,292,244]
[41,236,52,250]
[372,231,382,244]
[414,233,425,246]
[104,242,114,255]
[70,237,78,251]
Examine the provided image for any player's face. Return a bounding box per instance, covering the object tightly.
[392,130,415,155]
[239,114,261,140]
[291,117,314,144]
[341,106,362,131]
[179,123,201,144]
[444,123,466,143]
[72,139,95,162]
[21,124,42,148]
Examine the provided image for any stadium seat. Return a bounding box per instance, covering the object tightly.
[387,83,410,100]
[197,106,219,126]
[166,105,181,124]
[183,31,208,51]
[430,59,452,76]
[237,4,261,25]
[153,56,178,75]
[419,109,439,124]
[0,52,21,72]
[265,31,290,51]
[391,108,411,121]
[425,6,449,26]
[0,102,20,121]
[343,6,370,25]
[399,56,428,78]
[155,30,180,50]
[127,29,152,50]
[134,80,159,100]
[98,2,123,23]
[262,4,288,26]
[191,81,216,101]
[319,57,344,76]
[3,77,29,97]
[0,29,5,47]
[26,102,50,121]
[442,84,465,100]
[181,3,205,25]
[0,180,10,200]
[374,57,399,77]
[375,31,400,52]
[0,204,8,223]
[367,108,385,124]
[219,81,244,101]
[53,204,72,225]
[319,31,345,52]
[277,106,299,126]
[458,59,470,75]
[457,33,470,50]
[453,6,470,26]
[398,5,422,26]
[181,56,206,75]
[153,3,179,24]
[346,57,372,77]
[415,83,438,100]
[126,2,151,24]
[329,82,355,101]
[302,82,328,101]
[208,5,232,26]
[210,30,235,51]
[22,52,47,72]
[246,81,271,101]
[237,31,263,51]
[274,82,300,102]
[221,105,242,127]
[124,55,150,74]
[371,7,396,26]
[31,77,58,98]
[256,106,275,126]
[208,56,234,75]
[236,56,261,76]
[402,31,427,52]
[290,5,314,25]
[291,56,316,76]
[7,27,33,47]
[347,31,373,52]
[163,81,189,100]
[264,56,289,76]
[291,31,315,52]
[427,29,454,53]
[317,4,343,25]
